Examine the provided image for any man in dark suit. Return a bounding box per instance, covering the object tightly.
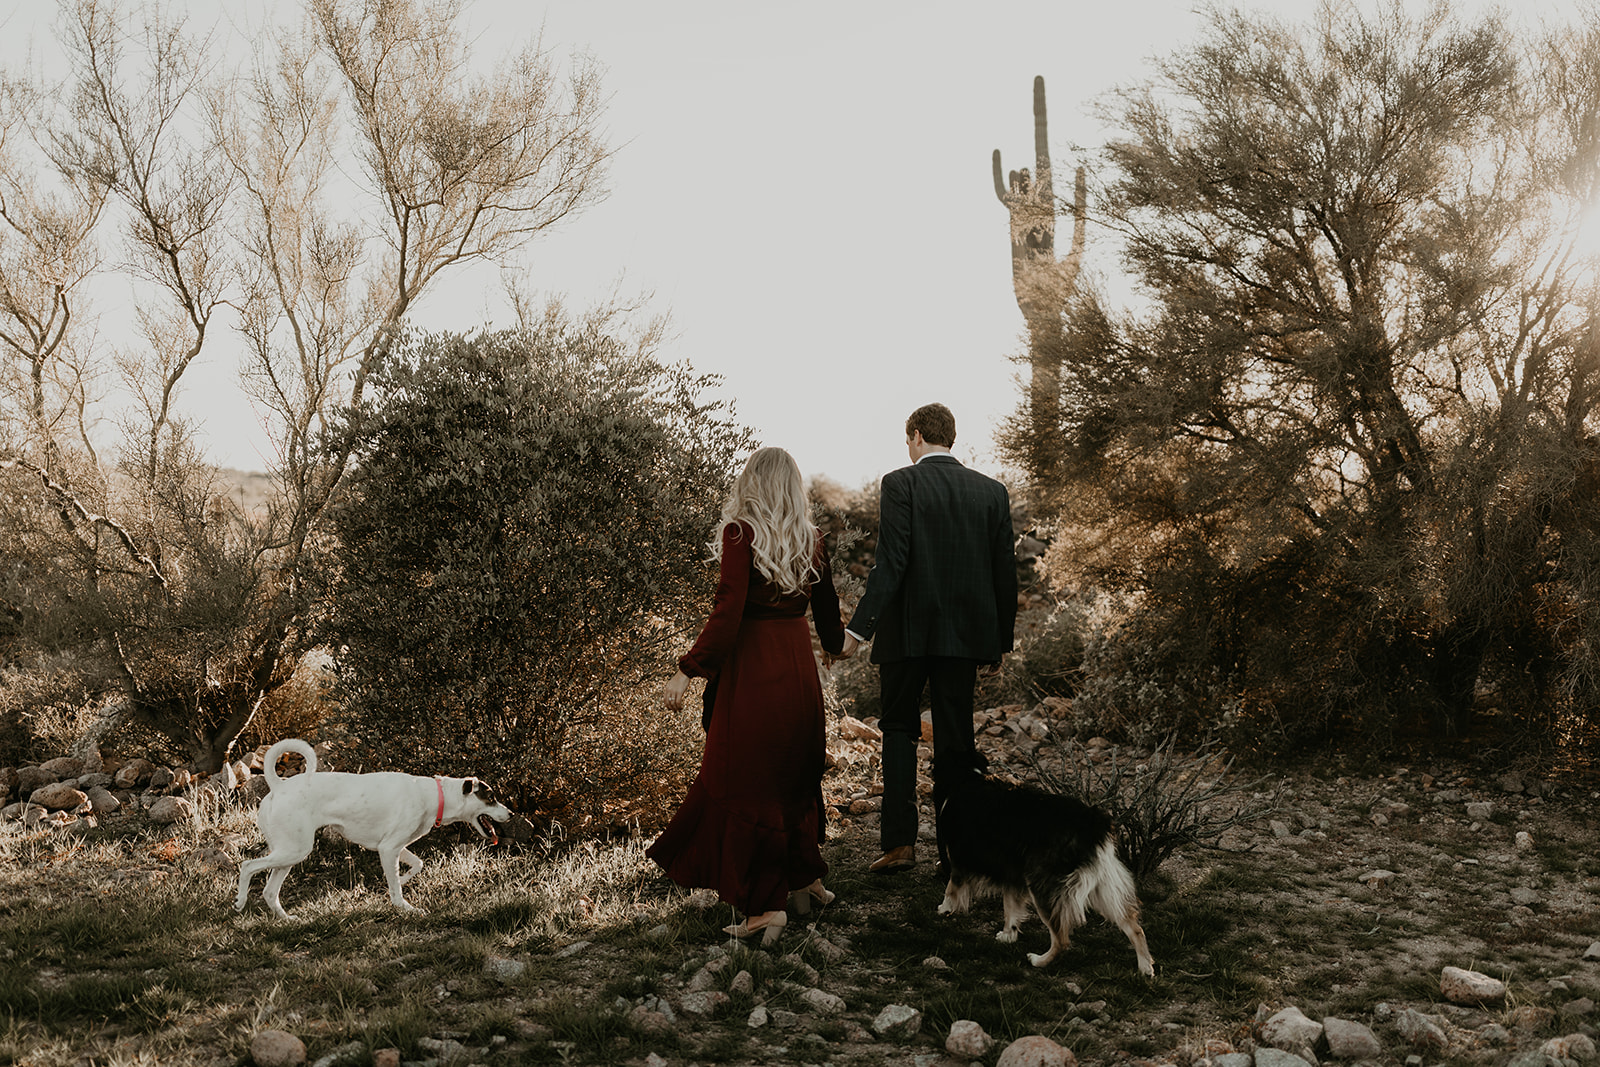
[840,403,1017,873]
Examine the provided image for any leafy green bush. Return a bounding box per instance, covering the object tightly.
[318,315,754,824]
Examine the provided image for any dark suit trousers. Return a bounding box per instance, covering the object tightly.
[878,656,984,850]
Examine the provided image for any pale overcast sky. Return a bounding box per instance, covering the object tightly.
[0,0,1585,487]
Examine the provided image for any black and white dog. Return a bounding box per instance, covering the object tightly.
[235,739,511,919]
[935,774,1155,974]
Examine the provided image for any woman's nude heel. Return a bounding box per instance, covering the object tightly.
[723,910,787,945]
[789,879,835,915]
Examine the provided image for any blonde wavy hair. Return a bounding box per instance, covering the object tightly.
[712,447,819,596]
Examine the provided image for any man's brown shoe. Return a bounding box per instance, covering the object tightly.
[868,845,915,873]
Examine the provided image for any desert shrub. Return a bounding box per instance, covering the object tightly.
[1032,734,1279,883]
[0,656,102,764]
[978,598,1093,708]
[317,316,753,823]
[240,651,339,754]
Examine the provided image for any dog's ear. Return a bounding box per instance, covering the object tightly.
[460,779,475,795]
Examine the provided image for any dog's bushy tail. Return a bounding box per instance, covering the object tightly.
[262,738,318,790]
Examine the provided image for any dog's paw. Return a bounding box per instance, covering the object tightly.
[937,901,955,916]
[1027,952,1050,967]
[995,929,1018,943]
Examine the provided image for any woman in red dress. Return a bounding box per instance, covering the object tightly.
[649,447,846,945]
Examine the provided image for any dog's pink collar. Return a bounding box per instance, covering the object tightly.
[434,776,445,828]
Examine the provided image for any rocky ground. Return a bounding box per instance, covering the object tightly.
[4,704,1600,1067]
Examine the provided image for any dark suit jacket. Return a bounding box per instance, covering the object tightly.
[846,454,1017,664]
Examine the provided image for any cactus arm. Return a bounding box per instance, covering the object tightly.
[993,149,1008,203]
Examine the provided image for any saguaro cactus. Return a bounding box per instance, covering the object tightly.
[994,76,1085,473]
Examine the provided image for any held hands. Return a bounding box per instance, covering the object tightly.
[823,632,861,669]
[663,670,691,711]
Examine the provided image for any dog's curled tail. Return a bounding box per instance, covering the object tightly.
[262,738,318,791]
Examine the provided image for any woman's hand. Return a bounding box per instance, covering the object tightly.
[663,670,691,711]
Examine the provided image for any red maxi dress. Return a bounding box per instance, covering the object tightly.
[648,521,846,915]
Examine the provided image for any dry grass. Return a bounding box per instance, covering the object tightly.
[2,741,1599,1066]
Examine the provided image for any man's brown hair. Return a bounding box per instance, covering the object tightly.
[906,403,956,447]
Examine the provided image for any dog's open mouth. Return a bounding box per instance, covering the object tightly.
[476,814,501,845]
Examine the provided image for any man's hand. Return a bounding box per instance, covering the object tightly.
[663,670,691,711]
[979,653,1007,678]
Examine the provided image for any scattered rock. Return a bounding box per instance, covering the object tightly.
[996,1034,1077,1067]
[797,987,845,1015]
[628,1004,673,1034]
[1465,801,1494,820]
[1255,1050,1314,1067]
[1543,1034,1598,1062]
[308,1040,365,1067]
[947,1019,994,1058]
[113,758,156,788]
[39,756,84,778]
[482,957,526,983]
[249,1029,306,1067]
[747,1006,769,1028]
[872,1004,923,1039]
[1396,1008,1449,1051]
[838,716,882,741]
[1440,965,1506,1005]
[679,990,729,1017]
[1562,997,1596,1018]
[1509,1006,1558,1030]
[147,795,194,825]
[1260,1005,1323,1059]
[16,767,58,796]
[1323,1015,1383,1060]
[29,783,89,812]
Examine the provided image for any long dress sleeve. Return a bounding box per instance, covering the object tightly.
[678,522,752,679]
[809,534,846,655]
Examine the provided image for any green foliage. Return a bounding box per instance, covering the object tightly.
[319,316,754,818]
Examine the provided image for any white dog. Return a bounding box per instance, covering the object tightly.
[235,738,512,919]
